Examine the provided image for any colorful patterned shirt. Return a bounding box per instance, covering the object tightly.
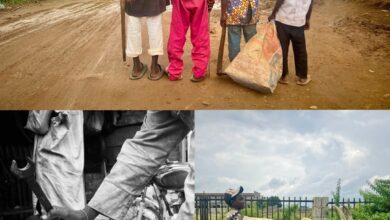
[226,0,260,26]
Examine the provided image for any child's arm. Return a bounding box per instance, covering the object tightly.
[305,0,313,30]
[268,0,285,21]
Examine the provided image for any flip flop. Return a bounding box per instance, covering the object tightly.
[278,77,289,84]
[148,64,166,81]
[296,75,311,86]
[190,74,206,82]
[165,70,183,81]
[129,63,147,80]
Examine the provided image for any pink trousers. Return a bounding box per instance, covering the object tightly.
[167,0,210,80]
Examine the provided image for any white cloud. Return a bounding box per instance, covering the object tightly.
[217,177,244,186]
[360,175,390,192]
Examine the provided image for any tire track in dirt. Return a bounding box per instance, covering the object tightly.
[0,1,110,45]
[24,2,119,108]
[0,0,118,108]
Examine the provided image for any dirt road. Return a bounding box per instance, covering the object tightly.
[0,0,389,109]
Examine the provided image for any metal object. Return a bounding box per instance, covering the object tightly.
[10,158,53,213]
[216,25,227,75]
[120,0,126,62]
[131,162,189,220]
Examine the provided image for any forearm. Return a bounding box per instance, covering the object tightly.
[48,206,99,220]
[83,206,99,220]
[271,0,285,17]
[306,0,313,21]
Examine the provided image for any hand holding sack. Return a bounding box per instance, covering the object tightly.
[208,0,215,12]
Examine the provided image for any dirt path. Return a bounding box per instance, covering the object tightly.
[0,0,389,109]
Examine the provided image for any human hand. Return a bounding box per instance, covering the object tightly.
[51,111,68,127]
[268,14,275,22]
[208,0,215,12]
[304,20,310,30]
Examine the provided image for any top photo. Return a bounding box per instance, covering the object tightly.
[0,0,389,110]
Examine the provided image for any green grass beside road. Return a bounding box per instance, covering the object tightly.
[1,0,40,6]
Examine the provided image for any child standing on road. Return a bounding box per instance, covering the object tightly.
[269,0,313,85]
[166,0,214,82]
[220,0,261,62]
[126,0,166,80]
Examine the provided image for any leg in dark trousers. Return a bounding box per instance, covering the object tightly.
[275,21,291,79]
[291,27,308,79]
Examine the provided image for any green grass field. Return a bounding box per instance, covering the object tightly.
[1,0,40,6]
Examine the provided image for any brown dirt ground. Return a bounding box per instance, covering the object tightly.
[0,0,389,109]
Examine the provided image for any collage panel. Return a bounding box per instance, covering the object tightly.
[0,0,388,109]
[0,111,195,220]
[195,110,390,220]
[0,0,389,219]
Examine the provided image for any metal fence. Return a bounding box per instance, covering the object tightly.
[328,198,371,218]
[195,193,370,220]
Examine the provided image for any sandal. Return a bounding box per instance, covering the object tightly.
[190,74,206,82]
[296,75,311,86]
[278,77,289,84]
[130,63,147,80]
[148,64,166,81]
[165,71,183,81]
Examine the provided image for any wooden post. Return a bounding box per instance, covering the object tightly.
[120,0,126,62]
[312,197,328,220]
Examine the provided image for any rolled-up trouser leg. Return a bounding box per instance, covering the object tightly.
[88,111,192,220]
[146,14,164,56]
[126,15,142,58]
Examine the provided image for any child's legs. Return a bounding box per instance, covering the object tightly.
[126,15,142,58]
[146,14,164,57]
[275,21,291,78]
[167,0,190,80]
[228,26,242,62]
[243,24,257,43]
[291,27,308,79]
[188,0,210,78]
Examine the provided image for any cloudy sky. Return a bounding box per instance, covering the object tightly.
[195,111,390,199]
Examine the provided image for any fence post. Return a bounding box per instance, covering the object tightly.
[200,197,209,220]
[312,197,328,220]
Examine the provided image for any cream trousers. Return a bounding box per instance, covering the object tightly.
[126,14,164,57]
